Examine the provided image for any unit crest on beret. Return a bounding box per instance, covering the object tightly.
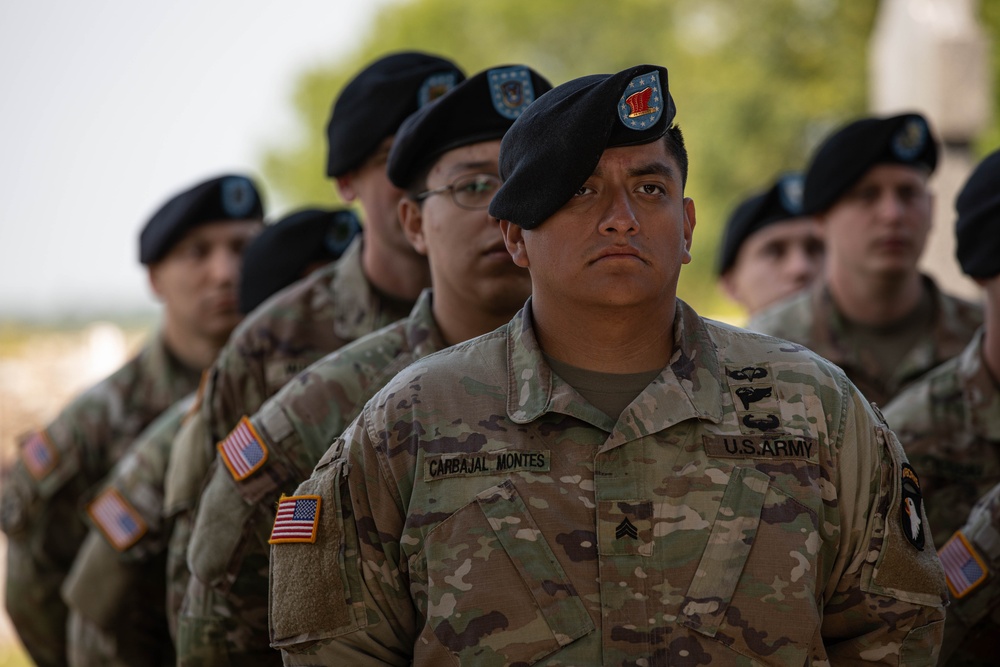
[618,71,663,130]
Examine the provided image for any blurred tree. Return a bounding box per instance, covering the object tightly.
[259,0,996,316]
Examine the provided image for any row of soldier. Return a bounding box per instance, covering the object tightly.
[0,50,997,666]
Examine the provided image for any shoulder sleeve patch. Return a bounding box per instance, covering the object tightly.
[217,416,269,482]
[87,488,148,551]
[270,494,321,544]
[939,531,989,599]
[20,430,58,480]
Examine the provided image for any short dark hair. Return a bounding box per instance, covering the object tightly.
[663,125,688,189]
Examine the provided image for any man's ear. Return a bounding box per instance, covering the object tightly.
[399,198,428,255]
[334,173,358,203]
[681,196,697,264]
[499,220,529,268]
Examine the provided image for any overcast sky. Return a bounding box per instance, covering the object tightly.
[0,0,392,319]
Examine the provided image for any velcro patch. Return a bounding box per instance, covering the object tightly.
[703,435,816,460]
[88,488,147,551]
[218,416,268,481]
[21,430,58,480]
[939,531,988,599]
[423,450,550,481]
[269,495,321,544]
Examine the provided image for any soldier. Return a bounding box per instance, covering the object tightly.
[238,207,361,315]
[270,65,947,665]
[883,148,1000,665]
[166,52,465,664]
[0,174,264,667]
[187,64,550,666]
[57,204,356,666]
[749,113,982,407]
[716,173,824,319]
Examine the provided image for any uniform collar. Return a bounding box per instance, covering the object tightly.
[330,235,387,340]
[505,298,724,440]
[403,289,449,359]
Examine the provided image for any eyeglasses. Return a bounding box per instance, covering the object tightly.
[414,173,502,210]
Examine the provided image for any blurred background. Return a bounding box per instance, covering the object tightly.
[1,0,998,663]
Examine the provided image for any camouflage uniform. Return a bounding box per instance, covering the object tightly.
[0,335,201,667]
[184,289,445,664]
[61,393,196,667]
[271,299,947,666]
[170,235,415,665]
[747,275,982,407]
[883,329,1000,665]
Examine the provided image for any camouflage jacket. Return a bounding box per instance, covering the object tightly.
[183,290,445,660]
[271,299,947,666]
[0,334,200,667]
[60,393,195,665]
[932,481,1000,666]
[166,237,416,664]
[747,275,982,407]
[884,329,1000,665]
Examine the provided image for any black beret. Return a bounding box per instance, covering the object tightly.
[238,207,361,314]
[717,173,806,276]
[139,174,264,265]
[326,52,465,178]
[803,113,938,215]
[955,148,1000,279]
[489,65,676,229]
[387,65,553,189]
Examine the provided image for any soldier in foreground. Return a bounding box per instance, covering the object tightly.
[0,174,264,667]
[884,148,1000,665]
[270,64,947,665]
[749,113,981,406]
[167,52,465,664]
[189,64,548,665]
[716,173,824,319]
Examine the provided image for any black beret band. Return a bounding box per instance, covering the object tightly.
[325,52,465,178]
[802,113,937,215]
[139,174,264,265]
[489,64,676,229]
[717,173,805,276]
[387,65,552,189]
[956,148,1000,279]
[238,207,361,314]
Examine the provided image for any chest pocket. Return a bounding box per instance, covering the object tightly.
[681,466,819,666]
[413,479,594,666]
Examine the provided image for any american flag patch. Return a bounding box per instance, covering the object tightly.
[269,495,321,544]
[939,531,989,599]
[21,431,58,480]
[218,416,268,481]
[87,488,147,551]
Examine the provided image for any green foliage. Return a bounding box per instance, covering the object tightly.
[258,0,997,315]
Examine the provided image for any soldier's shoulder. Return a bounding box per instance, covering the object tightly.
[745,289,814,341]
[706,318,845,383]
[882,354,963,436]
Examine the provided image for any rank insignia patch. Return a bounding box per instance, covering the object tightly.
[618,70,663,130]
[88,488,147,552]
[939,531,988,598]
[418,71,459,107]
[900,463,925,550]
[21,430,58,480]
[269,495,321,544]
[488,66,536,119]
[218,416,268,482]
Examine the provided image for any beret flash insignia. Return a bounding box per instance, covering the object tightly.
[418,71,459,108]
[778,173,804,215]
[489,66,536,120]
[618,71,663,130]
[221,176,256,218]
[891,116,928,162]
